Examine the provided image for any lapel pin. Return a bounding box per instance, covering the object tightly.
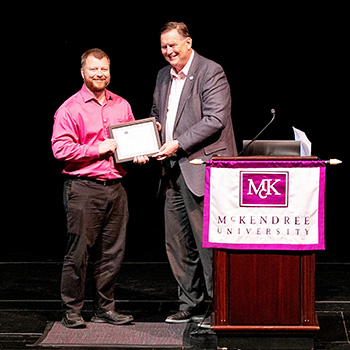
[189,76,194,80]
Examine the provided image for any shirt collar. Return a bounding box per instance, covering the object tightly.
[80,84,113,103]
[170,50,195,80]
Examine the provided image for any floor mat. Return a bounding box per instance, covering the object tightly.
[31,321,189,348]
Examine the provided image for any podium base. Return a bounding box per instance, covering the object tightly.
[213,320,319,350]
[216,334,314,350]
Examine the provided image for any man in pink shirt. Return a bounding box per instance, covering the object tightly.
[52,48,138,328]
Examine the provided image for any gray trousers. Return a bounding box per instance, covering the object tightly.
[61,178,128,314]
[164,170,213,311]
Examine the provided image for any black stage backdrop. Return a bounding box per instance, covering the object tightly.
[1,5,347,262]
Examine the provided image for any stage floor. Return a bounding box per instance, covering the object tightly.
[0,258,349,349]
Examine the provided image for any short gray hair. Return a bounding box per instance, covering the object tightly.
[160,22,191,38]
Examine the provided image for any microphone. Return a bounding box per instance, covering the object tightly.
[238,108,276,156]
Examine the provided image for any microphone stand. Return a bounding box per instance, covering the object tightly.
[237,109,276,156]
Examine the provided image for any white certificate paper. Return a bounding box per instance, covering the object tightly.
[109,118,161,163]
[293,126,312,156]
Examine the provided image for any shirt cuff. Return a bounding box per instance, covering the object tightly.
[88,145,101,158]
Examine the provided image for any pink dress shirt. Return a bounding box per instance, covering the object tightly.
[51,85,134,180]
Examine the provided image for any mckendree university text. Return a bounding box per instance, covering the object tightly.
[216,215,311,236]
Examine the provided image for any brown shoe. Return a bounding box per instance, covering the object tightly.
[165,310,194,323]
[62,312,86,328]
[91,310,134,325]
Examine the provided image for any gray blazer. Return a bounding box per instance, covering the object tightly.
[150,52,237,197]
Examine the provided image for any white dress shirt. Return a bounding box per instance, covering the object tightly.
[165,50,195,142]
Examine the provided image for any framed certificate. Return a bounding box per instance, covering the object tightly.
[109,117,161,163]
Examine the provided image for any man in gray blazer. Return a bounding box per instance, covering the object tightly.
[150,22,237,324]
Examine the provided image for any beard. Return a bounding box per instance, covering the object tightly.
[84,77,110,93]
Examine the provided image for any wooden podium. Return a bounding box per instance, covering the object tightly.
[208,157,321,350]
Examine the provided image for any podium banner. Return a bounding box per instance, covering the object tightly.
[203,160,326,250]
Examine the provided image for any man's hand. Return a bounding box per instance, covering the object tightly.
[152,140,179,161]
[133,155,150,164]
[99,139,117,156]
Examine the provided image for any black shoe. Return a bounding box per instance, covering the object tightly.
[91,310,134,325]
[62,312,86,328]
[165,310,201,324]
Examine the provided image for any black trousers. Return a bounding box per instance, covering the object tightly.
[61,178,128,314]
[164,167,213,311]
